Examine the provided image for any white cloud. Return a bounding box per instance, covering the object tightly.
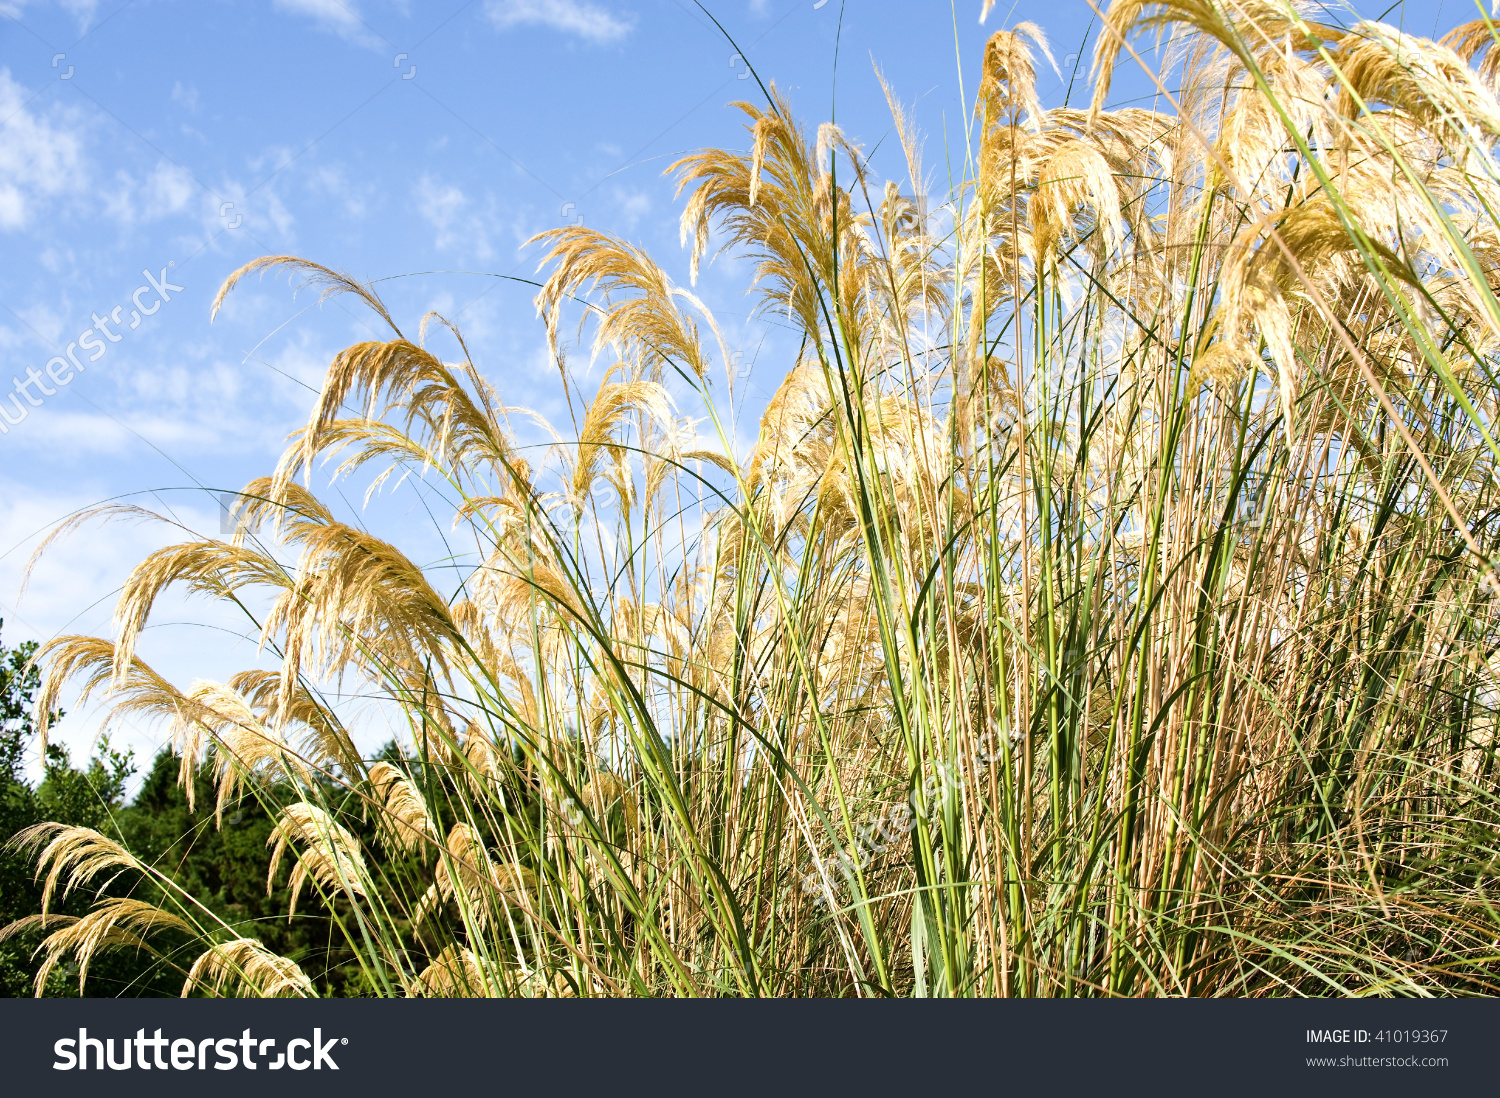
[417,176,464,227]
[170,81,199,113]
[0,0,99,30]
[4,300,66,348]
[201,159,299,242]
[485,0,633,43]
[98,160,202,229]
[611,186,650,231]
[36,247,69,274]
[0,188,21,228]
[146,162,195,218]
[415,174,495,260]
[311,164,376,219]
[272,0,383,47]
[0,70,86,231]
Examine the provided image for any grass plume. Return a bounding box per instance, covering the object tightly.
[12,0,1500,997]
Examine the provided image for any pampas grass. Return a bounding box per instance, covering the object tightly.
[12,0,1500,997]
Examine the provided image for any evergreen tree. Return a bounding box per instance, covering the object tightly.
[0,620,174,996]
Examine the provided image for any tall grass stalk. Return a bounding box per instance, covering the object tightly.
[11,0,1500,996]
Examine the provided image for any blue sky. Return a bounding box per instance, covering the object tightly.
[0,0,1467,780]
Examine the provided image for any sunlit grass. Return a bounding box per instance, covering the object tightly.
[10,0,1500,997]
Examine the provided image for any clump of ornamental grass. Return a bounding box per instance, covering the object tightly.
[11,0,1500,996]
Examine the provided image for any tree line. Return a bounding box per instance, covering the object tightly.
[0,621,369,997]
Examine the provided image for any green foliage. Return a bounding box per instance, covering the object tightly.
[0,623,43,997]
[1,609,390,996]
[118,752,371,996]
[0,621,172,996]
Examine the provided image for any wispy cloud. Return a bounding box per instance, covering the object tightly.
[0,0,99,31]
[485,0,633,44]
[170,81,199,113]
[0,70,87,231]
[610,186,650,232]
[415,174,495,260]
[273,0,384,47]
